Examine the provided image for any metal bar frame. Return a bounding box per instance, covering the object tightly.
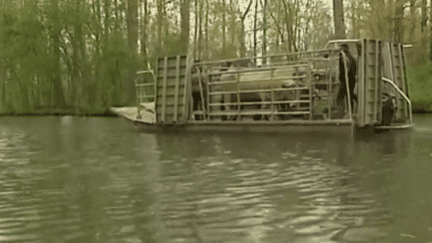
[236,71,241,119]
[208,86,309,95]
[208,110,311,116]
[400,45,410,100]
[192,48,339,67]
[207,76,306,86]
[307,63,313,120]
[192,66,207,120]
[340,51,353,120]
[173,56,181,122]
[374,40,380,123]
[382,77,413,125]
[208,99,311,107]
[199,51,341,122]
[161,57,168,123]
[154,61,159,122]
[206,70,211,121]
[398,44,409,120]
[182,55,192,122]
[134,70,156,119]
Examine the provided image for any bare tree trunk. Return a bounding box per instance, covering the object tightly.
[268,1,284,52]
[199,0,205,59]
[239,0,253,57]
[355,0,361,38]
[421,0,428,34]
[261,0,267,64]
[127,0,138,55]
[293,0,299,52]
[408,0,416,42]
[349,0,356,38]
[282,0,293,52]
[71,0,84,110]
[180,0,190,53]
[253,0,258,60]
[204,0,208,59]
[104,0,110,42]
[333,0,346,39]
[156,0,164,55]
[194,0,199,59]
[140,0,149,66]
[126,0,138,104]
[50,0,67,109]
[222,0,226,52]
[430,0,432,60]
[393,0,404,43]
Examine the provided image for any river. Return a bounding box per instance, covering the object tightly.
[0,116,431,243]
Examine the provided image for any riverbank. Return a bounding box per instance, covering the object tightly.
[0,65,430,117]
[406,63,432,113]
[0,107,117,117]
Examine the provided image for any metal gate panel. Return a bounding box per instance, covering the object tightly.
[390,44,409,122]
[357,40,366,126]
[358,39,382,127]
[155,55,191,124]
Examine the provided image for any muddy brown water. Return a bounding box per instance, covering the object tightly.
[0,116,431,242]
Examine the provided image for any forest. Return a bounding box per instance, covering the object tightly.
[0,0,431,115]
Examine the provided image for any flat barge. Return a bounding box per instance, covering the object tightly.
[111,39,413,135]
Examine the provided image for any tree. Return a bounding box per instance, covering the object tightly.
[239,0,253,57]
[333,0,346,39]
[253,0,258,60]
[180,0,190,53]
[126,0,138,104]
[261,0,268,63]
[48,0,67,109]
[393,0,405,43]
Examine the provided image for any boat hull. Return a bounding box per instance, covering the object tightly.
[110,107,356,135]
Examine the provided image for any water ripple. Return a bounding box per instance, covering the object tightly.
[0,117,427,242]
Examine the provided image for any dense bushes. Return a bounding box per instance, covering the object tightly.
[407,64,432,113]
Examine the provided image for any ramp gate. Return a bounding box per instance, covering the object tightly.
[357,39,382,127]
[387,43,409,122]
[155,55,192,124]
[357,39,411,127]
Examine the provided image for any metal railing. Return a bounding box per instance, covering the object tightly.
[190,49,343,122]
[382,77,413,125]
[135,70,156,103]
[134,70,156,118]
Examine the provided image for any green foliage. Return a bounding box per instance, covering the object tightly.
[0,0,430,115]
[406,63,432,113]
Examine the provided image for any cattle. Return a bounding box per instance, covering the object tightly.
[218,65,300,120]
[226,85,297,120]
[190,62,230,120]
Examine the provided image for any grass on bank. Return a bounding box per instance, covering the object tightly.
[0,107,117,117]
[406,63,432,113]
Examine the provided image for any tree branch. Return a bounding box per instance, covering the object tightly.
[240,0,253,20]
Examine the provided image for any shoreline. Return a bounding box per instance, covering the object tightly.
[0,107,430,118]
[0,108,118,118]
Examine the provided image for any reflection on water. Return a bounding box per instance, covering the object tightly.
[0,116,431,242]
